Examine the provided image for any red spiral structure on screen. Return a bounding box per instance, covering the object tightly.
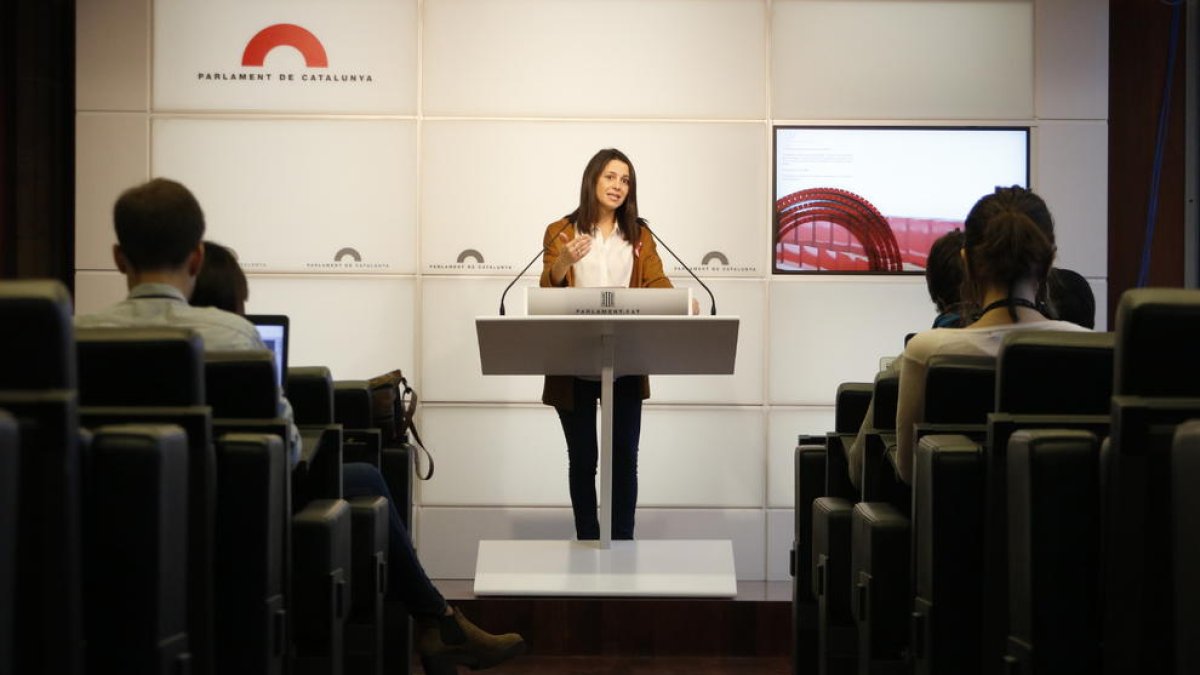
[774,188,902,271]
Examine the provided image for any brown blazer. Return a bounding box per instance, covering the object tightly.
[538,218,673,410]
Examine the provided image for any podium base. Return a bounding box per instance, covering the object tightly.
[472,539,737,598]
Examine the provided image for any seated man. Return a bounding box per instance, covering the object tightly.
[76,178,525,672]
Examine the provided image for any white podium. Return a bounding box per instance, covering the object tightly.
[474,314,740,597]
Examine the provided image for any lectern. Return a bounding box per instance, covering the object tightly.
[474,310,740,597]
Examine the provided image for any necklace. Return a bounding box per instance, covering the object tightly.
[972,297,1043,321]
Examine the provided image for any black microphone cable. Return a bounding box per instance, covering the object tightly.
[644,225,717,315]
[499,219,573,315]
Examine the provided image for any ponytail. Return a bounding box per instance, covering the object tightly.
[961,186,1056,318]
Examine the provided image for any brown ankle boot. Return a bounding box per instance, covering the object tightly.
[417,607,526,671]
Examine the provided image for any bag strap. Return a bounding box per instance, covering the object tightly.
[398,378,434,481]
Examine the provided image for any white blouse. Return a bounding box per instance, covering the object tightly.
[572,226,633,288]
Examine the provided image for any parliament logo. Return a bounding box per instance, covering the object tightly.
[195,22,376,86]
[670,249,757,274]
[303,246,388,270]
[428,248,511,271]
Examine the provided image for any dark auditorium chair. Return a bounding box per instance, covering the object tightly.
[1103,288,1200,675]
[793,442,826,675]
[334,379,412,674]
[849,355,993,675]
[290,366,337,425]
[850,502,910,674]
[292,498,353,675]
[1171,420,1200,675]
[84,424,191,675]
[910,434,985,675]
[921,353,996,427]
[979,331,1112,674]
[812,496,856,675]
[77,326,205,407]
[335,380,377,465]
[0,411,17,675]
[0,279,76,390]
[995,331,1115,415]
[287,366,345,504]
[213,432,288,675]
[826,382,873,500]
[76,325,216,675]
[1005,429,1100,675]
[860,368,900,503]
[346,496,388,675]
[0,279,83,675]
[208,353,359,675]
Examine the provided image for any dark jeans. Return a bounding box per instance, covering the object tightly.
[342,461,447,618]
[555,376,643,540]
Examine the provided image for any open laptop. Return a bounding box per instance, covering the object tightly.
[246,314,289,392]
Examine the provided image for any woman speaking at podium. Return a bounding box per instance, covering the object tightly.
[539,148,673,541]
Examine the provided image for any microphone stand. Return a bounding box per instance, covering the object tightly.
[499,219,573,315]
[645,225,717,315]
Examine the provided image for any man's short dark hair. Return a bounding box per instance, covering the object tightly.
[925,229,965,313]
[1046,267,1096,329]
[113,178,206,270]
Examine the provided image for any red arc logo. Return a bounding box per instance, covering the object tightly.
[242,24,328,68]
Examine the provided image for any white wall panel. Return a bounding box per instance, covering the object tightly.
[640,406,765,508]
[767,406,835,507]
[1033,121,1107,278]
[76,114,149,270]
[1035,0,1108,119]
[73,271,130,315]
[420,405,766,508]
[420,277,544,403]
[772,1,1034,120]
[77,0,149,111]
[769,277,930,405]
[153,0,417,113]
[421,120,767,277]
[652,280,765,404]
[416,506,768,580]
[418,405,569,506]
[423,0,766,119]
[153,118,418,274]
[766,509,794,581]
[244,275,415,380]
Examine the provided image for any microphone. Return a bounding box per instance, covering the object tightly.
[499,219,573,315]
[644,225,717,315]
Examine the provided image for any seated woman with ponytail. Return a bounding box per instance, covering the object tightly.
[893,186,1089,484]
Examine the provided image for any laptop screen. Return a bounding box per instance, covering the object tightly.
[246,314,289,392]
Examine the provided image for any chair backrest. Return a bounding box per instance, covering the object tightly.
[923,354,996,424]
[871,370,900,430]
[1006,429,1101,674]
[0,392,84,675]
[76,327,205,406]
[333,381,373,430]
[1114,288,1200,397]
[0,411,16,675]
[288,367,335,426]
[996,330,1114,414]
[1173,420,1200,675]
[212,432,287,675]
[835,382,873,434]
[84,424,191,674]
[204,350,278,419]
[0,279,75,390]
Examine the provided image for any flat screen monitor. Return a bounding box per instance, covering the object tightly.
[773,126,1030,274]
[246,314,289,392]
